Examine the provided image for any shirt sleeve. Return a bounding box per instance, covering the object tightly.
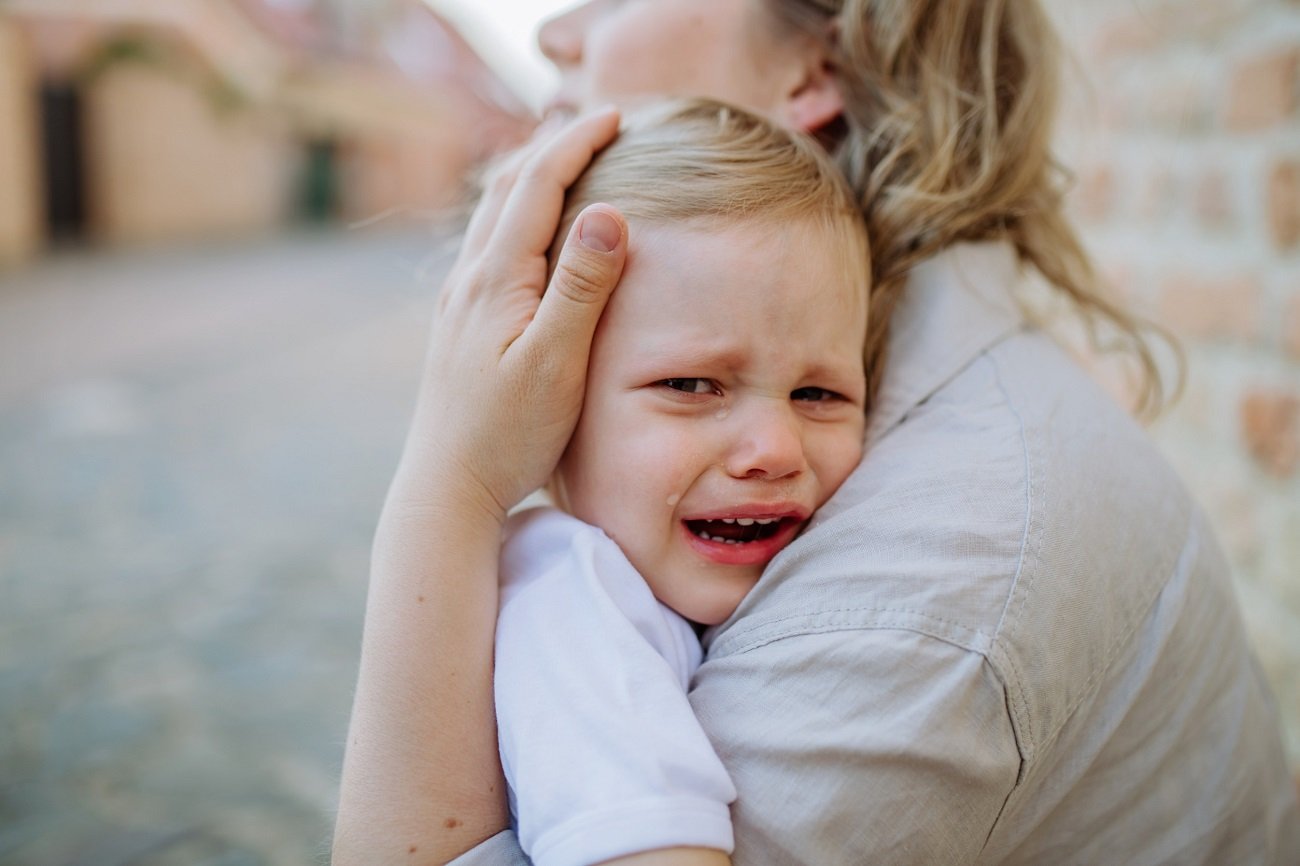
[446,830,530,866]
[689,628,1019,866]
[495,509,736,866]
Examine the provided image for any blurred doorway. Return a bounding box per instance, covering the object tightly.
[39,80,87,242]
[299,138,341,224]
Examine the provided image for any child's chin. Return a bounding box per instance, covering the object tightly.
[676,587,749,628]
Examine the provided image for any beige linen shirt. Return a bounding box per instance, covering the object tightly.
[454,242,1300,865]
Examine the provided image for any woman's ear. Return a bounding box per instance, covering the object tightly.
[777,46,844,135]
[786,66,843,134]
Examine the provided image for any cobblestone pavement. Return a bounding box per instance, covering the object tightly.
[0,228,450,865]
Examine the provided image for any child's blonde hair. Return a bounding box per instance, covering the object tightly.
[553,98,871,290]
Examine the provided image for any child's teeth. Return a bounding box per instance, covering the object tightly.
[691,517,787,544]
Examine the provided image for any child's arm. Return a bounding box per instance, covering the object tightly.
[497,509,736,866]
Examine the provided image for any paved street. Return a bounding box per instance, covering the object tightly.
[0,227,449,865]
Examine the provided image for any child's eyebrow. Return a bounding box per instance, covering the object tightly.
[632,342,749,371]
[803,363,870,399]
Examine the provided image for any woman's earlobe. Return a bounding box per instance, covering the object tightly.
[785,65,845,136]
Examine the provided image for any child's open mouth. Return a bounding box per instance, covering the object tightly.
[680,515,805,567]
[685,517,791,544]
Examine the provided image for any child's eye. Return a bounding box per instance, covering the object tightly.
[659,378,719,395]
[791,386,844,403]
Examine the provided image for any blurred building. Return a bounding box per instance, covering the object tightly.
[0,0,532,264]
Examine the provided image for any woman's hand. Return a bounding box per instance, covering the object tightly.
[392,107,629,524]
[334,109,628,866]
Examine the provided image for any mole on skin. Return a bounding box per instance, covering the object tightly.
[444,817,462,829]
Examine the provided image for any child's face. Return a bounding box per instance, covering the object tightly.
[556,218,868,625]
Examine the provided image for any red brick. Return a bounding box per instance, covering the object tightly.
[1240,388,1300,478]
[1268,160,1300,250]
[1157,273,1262,340]
[1224,49,1299,130]
[1091,13,1163,61]
[1195,170,1233,229]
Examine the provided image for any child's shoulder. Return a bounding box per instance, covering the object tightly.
[500,505,623,594]
[503,505,606,558]
[499,506,703,682]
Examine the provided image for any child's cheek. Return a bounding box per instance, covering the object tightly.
[623,415,718,480]
[815,426,865,496]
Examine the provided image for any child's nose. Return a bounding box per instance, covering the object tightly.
[723,400,806,481]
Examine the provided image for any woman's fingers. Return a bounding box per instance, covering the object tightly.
[437,141,536,319]
[513,204,628,376]
[461,144,531,259]
[489,107,620,260]
[461,110,573,258]
[447,107,619,320]
[414,111,626,513]
[417,206,627,515]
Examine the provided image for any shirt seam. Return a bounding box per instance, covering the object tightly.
[722,604,991,640]
[715,618,994,659]
[980,348,1041,769]
[1005,508,1200,788]
[980,343,1200,786]
[710,619,1026,863]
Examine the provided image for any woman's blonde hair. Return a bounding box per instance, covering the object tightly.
[554,98,871,291]
[760,0,1178,417]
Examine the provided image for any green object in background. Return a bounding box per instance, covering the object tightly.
[299,139,340,224]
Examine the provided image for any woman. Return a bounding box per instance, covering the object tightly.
[333,2,1300,864]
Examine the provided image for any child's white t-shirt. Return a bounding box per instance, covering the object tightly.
[495,506,737,866]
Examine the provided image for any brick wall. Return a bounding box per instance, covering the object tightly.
[1042,0,1300,766]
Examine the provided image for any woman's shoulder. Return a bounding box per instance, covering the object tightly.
[709,324,1223,750]
[727,326,1194,635]
[813,242,1197,640]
